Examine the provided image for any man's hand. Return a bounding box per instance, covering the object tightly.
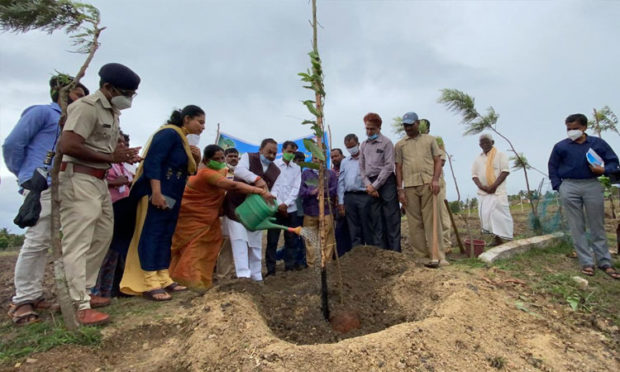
[589,164,605,175]
[109,175,130,187]
[370,190,379,198]
[366,184,376,195]
[260,190,276,204]
[112,146,142,164]
[277,203,289,216]
[189,145,201,164]
[338,204,345,216]
[398,189,407,207]
[255,178,268,191]
[430,179,440,195]
[150,192,169,210]
[486,184,498,194]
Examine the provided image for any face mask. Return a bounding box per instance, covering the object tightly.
[110,95,133,110]
[347,145,359,156]
[282,152,295,162]
[260,154,272,166]
[567,129,583,141]
[186,134,200,146]
[368,133,378,141]
[207,160,227,170]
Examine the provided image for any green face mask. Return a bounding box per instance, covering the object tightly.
[207,160,227,170]
[282,152,295,162]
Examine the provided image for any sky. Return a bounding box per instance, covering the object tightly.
[1,0,619,232]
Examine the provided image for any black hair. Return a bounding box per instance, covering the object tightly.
[224,148,239,155]
[49,74,89,102]
[123,133,130,143]
[565,113,588,127]
[344,133,358,143]
[282,140,298,151]
[331,148,343,156]
[168,105,205,128]
[203,144,224,161]
[260,138,277,149]
[294,151,306,162]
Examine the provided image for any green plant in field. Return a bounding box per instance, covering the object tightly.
[0,318,101,362]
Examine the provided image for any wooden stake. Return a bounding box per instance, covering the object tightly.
[444,199,464,254]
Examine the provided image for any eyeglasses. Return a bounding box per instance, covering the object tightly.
[114,87,138,98]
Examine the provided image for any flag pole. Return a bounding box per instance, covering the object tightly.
[215,122,221,144]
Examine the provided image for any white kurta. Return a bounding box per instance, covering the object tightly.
[472,149,514,239]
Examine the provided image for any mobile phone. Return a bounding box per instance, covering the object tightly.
[149,194,176,209]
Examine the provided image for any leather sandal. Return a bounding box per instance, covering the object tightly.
[143,288,172,301]
[7,302,40,325]
[164,282,187,292]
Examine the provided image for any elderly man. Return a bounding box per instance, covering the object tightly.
[359,113,401,251]
[3,74,88,325]
[58,63,142,325]
[223,139,280,281]
[395,112,446,267]
[472,134,513,245]
[548,113,619,279]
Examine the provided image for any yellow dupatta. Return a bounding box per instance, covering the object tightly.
[120,124,197,295]
[485,146,497,186]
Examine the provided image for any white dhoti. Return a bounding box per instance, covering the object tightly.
[223,216,263,281]
[478,193,513,239]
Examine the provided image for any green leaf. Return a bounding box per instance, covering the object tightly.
[302,100,320,117]
[300,162,319,170]
[301,120,316,125]
[303,138,325,161]
[566,294,580,311]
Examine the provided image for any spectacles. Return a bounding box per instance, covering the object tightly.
[114,87,138,98]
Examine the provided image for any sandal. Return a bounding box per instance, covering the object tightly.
[581,266,595,277]
[7,302,40,325]
[424,261,440,269]
[33,297,60,312]
[164,282,187,292]
[143,288,172,301]
[599,265,620,280]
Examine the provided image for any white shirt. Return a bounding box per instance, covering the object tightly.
[271,158,301,212]
[234,153,267,183]
[471,149,510,196]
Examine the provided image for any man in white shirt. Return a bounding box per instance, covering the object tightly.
[223,139,280,281]
[265,141,302,275]
[471,133,513,245]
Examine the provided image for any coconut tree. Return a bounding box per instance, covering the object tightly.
[1,0,104,330]
[590,106,619,138]
[438,88,541,233]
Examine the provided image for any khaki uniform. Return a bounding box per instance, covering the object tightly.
[438,149,452,251]
[394,134,445,261]
[60,90,119,310]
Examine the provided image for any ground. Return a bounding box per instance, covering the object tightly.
[0,208,618,371]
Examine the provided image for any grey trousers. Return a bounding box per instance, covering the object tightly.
[559,178,612,268]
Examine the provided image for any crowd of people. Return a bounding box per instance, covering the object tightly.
[3,62,619,326]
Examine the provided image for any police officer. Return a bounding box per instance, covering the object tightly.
[58,63,141,325]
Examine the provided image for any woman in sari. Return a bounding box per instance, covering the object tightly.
[120,105,204,301]
[169,145,274,290]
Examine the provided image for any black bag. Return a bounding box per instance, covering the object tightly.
[14,168,49,228]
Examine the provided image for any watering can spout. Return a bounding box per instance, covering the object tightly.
[288,226,302,235]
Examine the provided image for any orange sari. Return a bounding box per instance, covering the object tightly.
[169,167,228,289]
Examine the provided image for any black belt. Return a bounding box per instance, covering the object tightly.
[345,191,366,195]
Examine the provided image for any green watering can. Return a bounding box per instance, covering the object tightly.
[235,194,302,235]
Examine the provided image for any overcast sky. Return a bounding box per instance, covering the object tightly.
[1,0,619,232]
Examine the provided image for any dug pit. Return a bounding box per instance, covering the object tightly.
[215,246,456,344]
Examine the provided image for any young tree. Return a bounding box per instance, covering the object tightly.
[1,0,104,330]
[590,106,618,138]
[438,88,541,233]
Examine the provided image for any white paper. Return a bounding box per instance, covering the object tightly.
[187,134,200,147]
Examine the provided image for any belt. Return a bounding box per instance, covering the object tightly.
[60,162,107,179]
[345,191,367,195]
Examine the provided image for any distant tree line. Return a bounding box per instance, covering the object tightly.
[0,228,25,250]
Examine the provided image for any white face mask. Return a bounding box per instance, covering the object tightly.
[347,145,359,156]
[567,129,583,141]
[110,95,133,110]
[186,134,200,146]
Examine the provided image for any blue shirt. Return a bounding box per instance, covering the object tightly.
[338,155,366,204]
[548,134,619,190]
[2,102,61,187]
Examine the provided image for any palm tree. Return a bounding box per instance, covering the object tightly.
[590,106,619,138]
[438,88,541,232]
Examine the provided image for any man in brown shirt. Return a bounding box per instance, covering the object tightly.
[359,112,401,251]
[395,112,447,266]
